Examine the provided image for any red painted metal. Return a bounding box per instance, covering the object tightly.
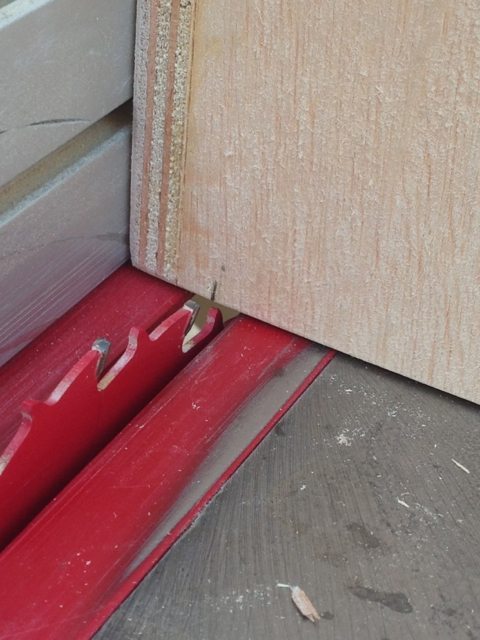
[93,347,336,638]
[0,317,314,640]
[0,303,222,549]
[0,265,189,452]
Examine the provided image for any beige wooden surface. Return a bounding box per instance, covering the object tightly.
[132,0,480,404]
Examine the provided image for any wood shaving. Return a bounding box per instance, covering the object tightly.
[451,458,470,474]
[277,583,320,622]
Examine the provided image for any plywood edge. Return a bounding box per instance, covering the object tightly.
[131,0,195,282]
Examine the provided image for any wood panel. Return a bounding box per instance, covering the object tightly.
[0,108,131,365]
[0,0,135,186]
[132,0,480,404]
[97,354,480,639]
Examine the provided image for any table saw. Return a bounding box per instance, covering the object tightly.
[0,2,479,639]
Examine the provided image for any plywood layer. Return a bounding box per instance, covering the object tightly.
[132,0,480,403]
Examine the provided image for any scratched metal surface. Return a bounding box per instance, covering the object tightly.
[98,353,480,639]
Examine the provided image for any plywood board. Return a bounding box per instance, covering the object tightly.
[132,0,480,403]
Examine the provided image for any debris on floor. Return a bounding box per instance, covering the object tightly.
[451,458,471,474]
[277,584,320,623]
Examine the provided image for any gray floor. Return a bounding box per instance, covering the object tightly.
[98,354,479,640]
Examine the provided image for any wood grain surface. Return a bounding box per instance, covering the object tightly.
[97,354,480,639]
[132,0,480,404]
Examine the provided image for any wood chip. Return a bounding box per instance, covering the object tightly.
[396,497,411,509]
[277,584,320,622]
[451,458,471,474]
